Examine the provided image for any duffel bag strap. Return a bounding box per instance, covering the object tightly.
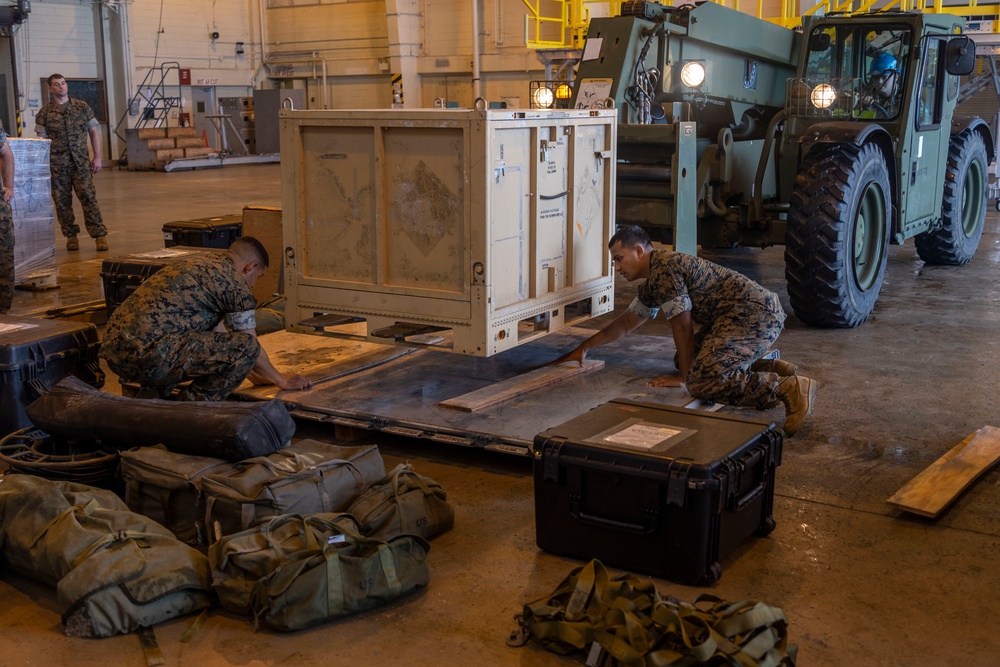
[29,498,101,549]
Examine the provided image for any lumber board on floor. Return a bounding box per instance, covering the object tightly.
[440,360,604,412]
[887,426,1000,518]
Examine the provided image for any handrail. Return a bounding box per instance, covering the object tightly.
[114,62,182,164]
[524,0,1000,46]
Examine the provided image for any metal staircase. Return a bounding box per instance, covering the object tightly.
[114,62,183,166]
[960,54,1000,105]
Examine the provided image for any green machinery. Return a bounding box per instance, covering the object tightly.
[572,1,989,327]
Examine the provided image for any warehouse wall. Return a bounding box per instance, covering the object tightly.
[7,0,802,158]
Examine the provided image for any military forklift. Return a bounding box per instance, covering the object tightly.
[572,1,988,327]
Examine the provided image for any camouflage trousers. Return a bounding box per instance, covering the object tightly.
[51,162,107,239]
[105,330,260,401]
[684,292,786,409]
[0,201,12,313]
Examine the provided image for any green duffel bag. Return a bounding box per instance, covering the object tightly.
[58,528,215,638]
[211,512,430,631]
[210,512,362,616]
[120,444,234,546]
[0,475,131,584]
[347,463,455,542]
[202,439,385,543]
[0,475,214,638]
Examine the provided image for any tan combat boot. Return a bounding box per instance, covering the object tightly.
[95,236,109,251]
[751,358,798,376]
[778,375,818,437]
[66,236,79,251]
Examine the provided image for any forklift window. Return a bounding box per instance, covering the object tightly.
[917,39,944,128]
[860,28,910,119]
[805,27,851,79]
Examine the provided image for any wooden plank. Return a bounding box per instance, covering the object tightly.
[887,426,1000,518]
[440,359,604,413]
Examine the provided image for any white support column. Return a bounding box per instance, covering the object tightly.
[385,0,422,108]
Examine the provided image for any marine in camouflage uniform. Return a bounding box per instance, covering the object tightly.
[632,249,786,408]
[560,225,817,436]
[0,121,15,314]
[34,74,108,249]
[100,237,312,401]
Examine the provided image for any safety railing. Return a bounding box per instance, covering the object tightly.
[524,0,1000,49]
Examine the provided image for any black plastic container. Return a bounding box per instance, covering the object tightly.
[162,214,242,249]
[0,316,105,436]
[532,399,782,585]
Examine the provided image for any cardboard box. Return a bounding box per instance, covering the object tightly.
[242,206,284,302]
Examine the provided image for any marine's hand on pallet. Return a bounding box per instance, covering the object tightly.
[647,374,686,390]
[247,367,312,392]
[551,347,587,367]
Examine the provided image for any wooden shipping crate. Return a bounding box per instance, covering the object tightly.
[280,108,617,357]
[242,206,284,301]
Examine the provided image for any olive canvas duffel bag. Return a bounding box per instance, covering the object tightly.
[0,474,214,638]
[202,439,385,542]
[209,512,430,632]
[120,444,235,546]
[347,463,454,542]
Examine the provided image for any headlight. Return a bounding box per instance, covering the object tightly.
[532,86,555,109]
[680,62,706,88]
[810,84,837,109]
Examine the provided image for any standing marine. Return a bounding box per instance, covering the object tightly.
[35,73,109,252]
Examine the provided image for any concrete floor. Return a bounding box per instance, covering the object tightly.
[2,164,1000,665]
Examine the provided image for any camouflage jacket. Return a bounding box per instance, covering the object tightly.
[101,253,257,361]
[632,250,778,325]
[35,98,97,167]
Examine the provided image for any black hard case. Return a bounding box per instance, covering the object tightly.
[0,316,104,436]
[100,246,225,317]
[532,399,782,585]
[162,214,242,249]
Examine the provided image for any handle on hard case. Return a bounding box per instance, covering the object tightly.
[569,505,657,535]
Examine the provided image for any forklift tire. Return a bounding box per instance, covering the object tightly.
[914,130,988,265]
[785,142,891,328]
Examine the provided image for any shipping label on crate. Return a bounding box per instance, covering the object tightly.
[585,418,697,453]
[0,322,40,334]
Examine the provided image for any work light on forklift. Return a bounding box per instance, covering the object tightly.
[680,61,706,88]
[810,83,837,109]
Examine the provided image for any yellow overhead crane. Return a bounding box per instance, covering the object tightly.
[521,0,1000,50]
